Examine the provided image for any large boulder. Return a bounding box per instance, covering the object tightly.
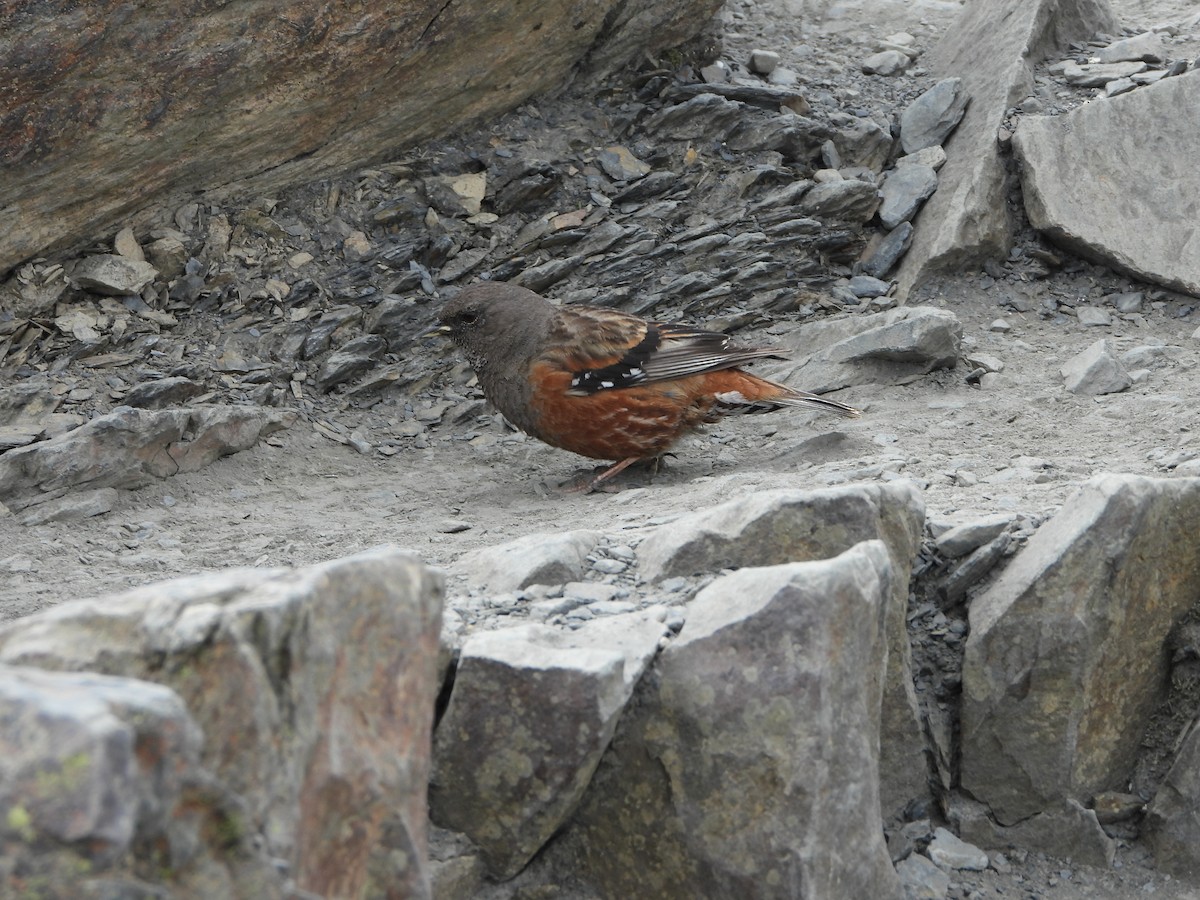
[895,0,1119,297]
[0,0,723,274]
[961,475,1200,825]
[566,542,904,899]
[1013,71,1200,298]
[430,610,668,879]
[637,482,929,818]
[0,547,444,899]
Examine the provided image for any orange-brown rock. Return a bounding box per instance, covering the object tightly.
[0,0,721,274]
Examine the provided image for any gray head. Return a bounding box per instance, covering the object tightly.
[438,282,556,375]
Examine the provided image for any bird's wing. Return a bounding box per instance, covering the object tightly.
[638,323,783,382]
[548,305,782,396]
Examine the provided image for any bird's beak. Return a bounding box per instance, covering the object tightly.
[423,324,452,338]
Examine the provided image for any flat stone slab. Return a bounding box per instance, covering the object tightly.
[1014,70,1200,298]
[895,0,1118,297]
[962,475,1200,824]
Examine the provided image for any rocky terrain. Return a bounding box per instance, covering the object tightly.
[3,0,1200,897]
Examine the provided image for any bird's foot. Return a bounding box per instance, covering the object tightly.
[555,457,655,494]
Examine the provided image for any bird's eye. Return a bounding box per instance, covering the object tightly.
[459,312,479,325]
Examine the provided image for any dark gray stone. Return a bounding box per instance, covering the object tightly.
[861,222,914,278]
[899,78,968,154]
[879,164,939,230]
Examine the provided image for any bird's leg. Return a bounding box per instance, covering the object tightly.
[554,456,652,494]
[585,456,643,492]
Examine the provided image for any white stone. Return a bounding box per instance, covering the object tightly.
[748,49,780,75]
[1060,339,1131,396]
[928,827,989,870]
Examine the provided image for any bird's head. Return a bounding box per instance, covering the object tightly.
[437,282,553,372]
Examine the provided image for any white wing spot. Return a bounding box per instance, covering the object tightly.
[715,391,747,403]
[628,367,643,377]
[600,380,614,388]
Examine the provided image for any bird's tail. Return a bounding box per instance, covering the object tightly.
[766,387,861,418]
[713,371,861,418]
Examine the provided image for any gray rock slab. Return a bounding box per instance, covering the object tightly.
[935,513,1017,559]
[1062,59,1147,86]
[748,49,780,75]
[430,610,667,879]
[16,487,119,525]
[830,116,894,171]
[569,543,904,899]
[898,145,947,171]
[0,405,294,505]
[0,378,62,425]
[771,306,962,393]
[638,483,924,583]
[0,547,443,899]
[798,178,881,222]
[899,78,968,154]
[1107,291,1143,312]
[895,0,1119,298]
[1013,71,1200,298]
[939,531,1012,607]
[71,254,159,295]
[849,274,891,298]
[0,425,43,450]
[1060,339,1131,395]
[637,482,928,817]
[596,145,650,181]
[1096,31,1165,64]
[645,92,745,141]
[1075,306,1112,327]
[1104,76,1137,97]
[455,530,602,591]
[123,376,206,409]
[961,475,1200,824]
[879,163,939,230]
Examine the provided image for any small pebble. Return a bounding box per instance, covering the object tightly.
[591,558,627,575]
[748,49,781,75]
[1077,307,1112,327]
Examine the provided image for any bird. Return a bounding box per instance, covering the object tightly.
[437,281,860,490]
